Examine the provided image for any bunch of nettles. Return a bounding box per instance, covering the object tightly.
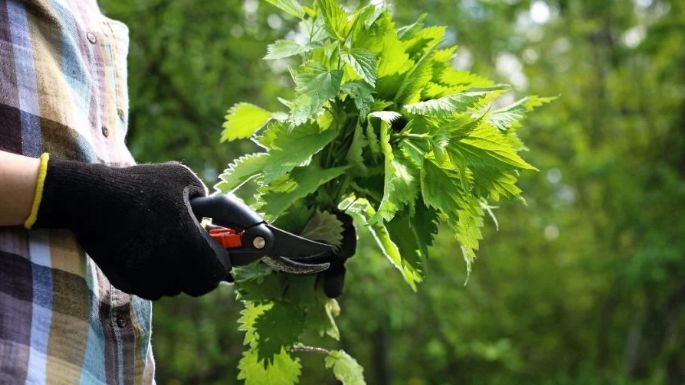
[217,0,550,384]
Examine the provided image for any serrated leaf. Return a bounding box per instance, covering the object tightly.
[440,68,495,89]
[265,0,305,19]
[299,18,328,43]
[373,120,417,222]
[325,350,366,385]
[453,196,485,275]
[265,40,311,60]
[301,210,344,249]
[255,301,305,364]
[345,122,370,175]
[342,48,377,86]
[215,153,269,193]
[316,0,348,40]
[238,348,301,385]
[413,198,439,250]
[260,165,347,218]
[394,50,434,105]
[375,17,414,78]
[419,160,485,272]
[420,159,460,212]
[340,196,422,289]
[457,123,537,170]
[290,64,343,126]
[386,213,425,274]
[238,302,272,346]
[399,136,429,168]
[233,263,274,284]
[342,81,374,118]
[488,95,556,131]
[368,110,402,123]
[359,3,383,27]
[365,121,381,155]
[401,26,446,59]
[404,86,507,117]
[257,122,340,183]
[222,103,273,142]
[446,140,522,201]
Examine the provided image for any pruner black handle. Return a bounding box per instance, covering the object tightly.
[190,194,264,277]
[191,194,263,230]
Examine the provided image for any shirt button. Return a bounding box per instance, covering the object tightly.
[86,32,97,44]
[101,125,109,137]
[116,314,128,328]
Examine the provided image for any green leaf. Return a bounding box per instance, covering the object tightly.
[300,210,344,249]
[265,0,305,19]
[374,120,418,222]
[419,160,487,272]
[265,40,311,60]
[340,196,422,289]
[368,110,402,123]
[257,122,340,183]
[394,49,434,105]
[290,64,343,126]
[316,0,348,40]
[255,301,305,364]
[413,198,439,251]
[215,153,269,193]
[345,122,370,176]
[238,302,272,346]
[446,141,523,201]
[374,16,414,78]
[386,213,425,274]
[341,81,374,118]
[399,136,429,168]
[419,158,464,215]
[325,350,366,385]
[488,95,556,131]
[238,348,302,385]
[299,18,328,43]
[233,264,274,284]
[260,165,347,218]
[222,103,273,142]
[401,25,446,59]
[404,86,507,117]
[342,48,377,86]
[454,196,485,275]
[457,123,537,170]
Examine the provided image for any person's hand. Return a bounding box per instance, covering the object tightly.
[28,155,229,300]
[320,211,356,298]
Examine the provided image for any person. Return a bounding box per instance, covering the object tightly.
[0,1,353,383]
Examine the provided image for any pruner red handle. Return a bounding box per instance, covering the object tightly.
[208,227,244,249]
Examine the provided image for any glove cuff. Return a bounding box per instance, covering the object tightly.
[24,153,51,230]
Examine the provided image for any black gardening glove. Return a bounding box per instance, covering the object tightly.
[321,212,356,298]
[32,158,229,300]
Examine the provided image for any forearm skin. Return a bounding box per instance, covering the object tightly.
[0,150,40,226]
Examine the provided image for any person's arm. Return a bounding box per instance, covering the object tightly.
[0,150,40,226]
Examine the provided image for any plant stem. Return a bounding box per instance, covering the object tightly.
[292,344,331,355]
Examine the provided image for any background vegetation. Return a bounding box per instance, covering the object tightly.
[99,0,685,384]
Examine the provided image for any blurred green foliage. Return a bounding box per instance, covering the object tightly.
[99,0,685,384]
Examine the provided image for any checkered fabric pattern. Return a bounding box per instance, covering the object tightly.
[0,0,155,383]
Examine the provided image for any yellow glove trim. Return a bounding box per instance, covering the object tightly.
[24,153,50,230]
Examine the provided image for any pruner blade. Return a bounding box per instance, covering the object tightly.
[262,224,333,274]
[262,256,330,274]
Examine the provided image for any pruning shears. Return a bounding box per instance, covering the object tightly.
[191,194,333,276]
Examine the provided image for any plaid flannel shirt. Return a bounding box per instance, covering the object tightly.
[0,0,155,383]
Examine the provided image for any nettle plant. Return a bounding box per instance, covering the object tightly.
[217,0,551,383]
